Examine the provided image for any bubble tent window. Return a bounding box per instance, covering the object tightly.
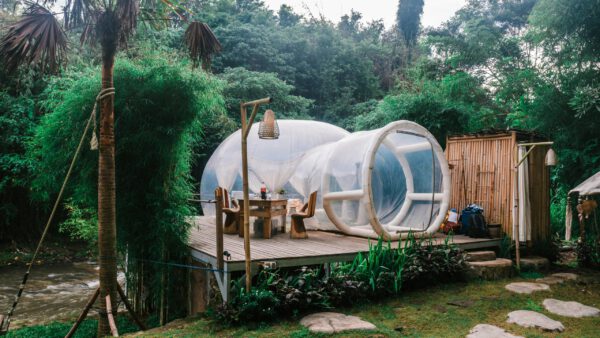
[201,120,451,240]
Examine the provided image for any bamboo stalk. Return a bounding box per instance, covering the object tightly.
[105,295,119,337]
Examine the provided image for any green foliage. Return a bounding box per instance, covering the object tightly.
[0,92,40,242]
[28,55,227,310]
[6,314,155,338]
[216,234,466,324]
[220,67,313,119]
[498,235,514,260]
[396,0,424,46]
[528,233,561,264]
[577,237,600,268]
[353,69,488,145]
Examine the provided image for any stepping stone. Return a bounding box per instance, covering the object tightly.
[551,272,578,281]
[535,276,565,285]
[466,324,523,338]
[506,310,564,332]
[519,256,550,271]
[505,282,550,294]
[543,299,600,318]
[468,258,513,280]
[466,251,496,262]
[300,312,376,334]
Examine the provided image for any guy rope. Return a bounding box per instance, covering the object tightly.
[0,88,114,335]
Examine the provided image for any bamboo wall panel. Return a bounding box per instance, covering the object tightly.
[445,132,551,242]
[445,133,516,237]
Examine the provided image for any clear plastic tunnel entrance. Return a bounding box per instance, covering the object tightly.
[201,120,450,240]
[316,121,450,239]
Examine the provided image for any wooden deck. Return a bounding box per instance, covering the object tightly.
[188,216,502,272]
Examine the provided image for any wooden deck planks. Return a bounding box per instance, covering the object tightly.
[188,216,501,268]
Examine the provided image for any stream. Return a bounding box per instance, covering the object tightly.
[0,262,124,329]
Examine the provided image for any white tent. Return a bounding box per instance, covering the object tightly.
[565,171,600,240]
[201,120,451,240]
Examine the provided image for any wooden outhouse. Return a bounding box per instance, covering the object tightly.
[445,130,552,244]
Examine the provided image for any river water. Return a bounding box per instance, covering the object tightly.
[0,262,123,329]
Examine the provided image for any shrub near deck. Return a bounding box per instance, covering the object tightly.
[216,235,467,323]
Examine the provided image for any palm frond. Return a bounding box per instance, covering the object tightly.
[117,0,140,41]
[0,3,67,74]
[184,21,221,70]
[63,0,100,29]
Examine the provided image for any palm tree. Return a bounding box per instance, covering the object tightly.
[0,1,220,336]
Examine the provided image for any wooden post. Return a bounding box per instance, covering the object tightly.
[241,104,252,292]
[65,288,100,338]
[117,284,147,331]
[215,187,224,271]
[240,97,272,292]
[105,294,119,337]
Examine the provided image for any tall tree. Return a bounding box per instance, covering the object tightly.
[0,2,220,336]
[396,0,424,47]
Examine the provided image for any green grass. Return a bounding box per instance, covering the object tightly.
[134,270,600,338]
[6,315,158,338]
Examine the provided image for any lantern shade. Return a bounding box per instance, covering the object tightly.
[545,148,557,166]
[258,109,279,139]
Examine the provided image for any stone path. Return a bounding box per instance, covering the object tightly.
[466,324,523,338]
[472,272,593,337]
[300,312,376,334]
[505,282,550,294]
[543,299,600,318]
[506,310,564,332]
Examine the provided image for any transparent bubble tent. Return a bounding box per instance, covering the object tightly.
[201,120,451,240]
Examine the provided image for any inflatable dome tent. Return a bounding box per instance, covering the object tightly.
[201,120,451,240]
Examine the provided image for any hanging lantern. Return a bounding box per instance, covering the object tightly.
[258,109,279,139]
[545,148,557,166]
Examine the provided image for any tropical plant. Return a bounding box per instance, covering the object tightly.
[216,234,466,324]
[1,2,221,333]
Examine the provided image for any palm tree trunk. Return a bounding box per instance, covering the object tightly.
[97,49,119,338]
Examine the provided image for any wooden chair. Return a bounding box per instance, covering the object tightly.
[290,191,317,239]
[222,189,240,234]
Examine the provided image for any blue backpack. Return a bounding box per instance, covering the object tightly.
[460,204,488,237]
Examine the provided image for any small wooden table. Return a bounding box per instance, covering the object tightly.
[237,199,288,239]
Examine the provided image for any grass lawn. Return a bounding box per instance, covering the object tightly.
[131,268,600,338]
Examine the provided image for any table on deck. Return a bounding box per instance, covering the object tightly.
[237,199,287,239]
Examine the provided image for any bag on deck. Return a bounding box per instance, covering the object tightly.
[460,204,489,238]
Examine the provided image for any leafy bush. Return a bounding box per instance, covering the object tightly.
[216,234,466,324]
[577,237,600,268]
[28,56,228,314]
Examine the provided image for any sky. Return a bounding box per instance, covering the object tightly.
[263,0,466,28]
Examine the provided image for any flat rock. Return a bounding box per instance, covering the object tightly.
[506,310,564,332]
[466,251,497,262]
[519,256,550,271]
[551,272,578,281]
[505,282,550,294]
[468,258,513,280]
[466,324,523,338]
[300,312,376,334]
[543,299,600,318]
[535,276,565,285]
